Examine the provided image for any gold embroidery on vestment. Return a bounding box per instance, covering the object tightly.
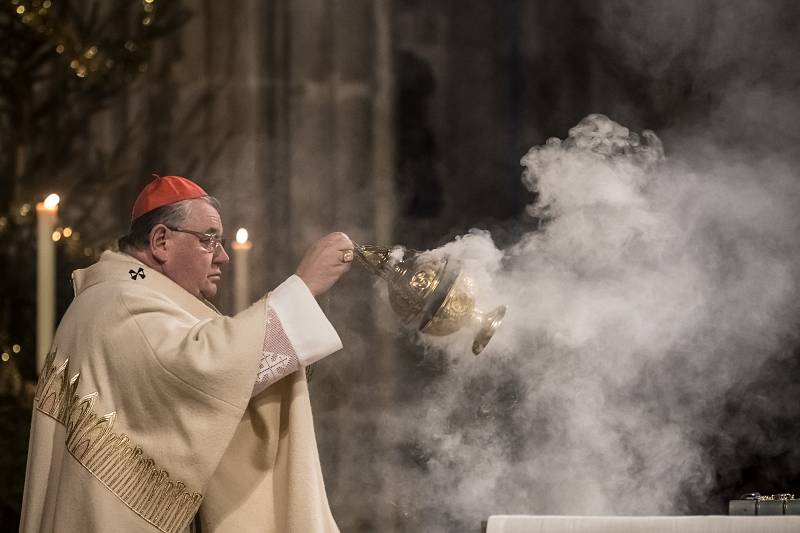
[34,349,203,533]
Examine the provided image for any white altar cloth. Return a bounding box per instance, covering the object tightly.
[486,515,800,533]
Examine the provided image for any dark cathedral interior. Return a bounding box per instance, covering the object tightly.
[2,1,800,532]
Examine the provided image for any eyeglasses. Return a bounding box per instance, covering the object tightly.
[166,227,226,255]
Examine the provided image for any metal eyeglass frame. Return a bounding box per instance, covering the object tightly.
[166,226,227,255]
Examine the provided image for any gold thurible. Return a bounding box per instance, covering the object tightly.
[353,243,506,355]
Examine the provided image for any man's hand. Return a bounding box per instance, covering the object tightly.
[295,232,354,297]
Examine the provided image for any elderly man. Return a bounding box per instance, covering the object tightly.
[21,175,353,533]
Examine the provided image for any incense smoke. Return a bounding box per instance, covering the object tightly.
[378,114,800,530]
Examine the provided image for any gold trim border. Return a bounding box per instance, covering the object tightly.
[35,350,203,533]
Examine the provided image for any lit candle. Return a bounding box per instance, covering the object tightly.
[36,193,59,373]
[232,228,252,313]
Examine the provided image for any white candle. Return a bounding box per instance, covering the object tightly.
[232,228,251,313]
[36,193,59,373]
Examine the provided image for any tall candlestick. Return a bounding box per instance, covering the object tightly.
[36,193,59,373]
[232,228,252,313]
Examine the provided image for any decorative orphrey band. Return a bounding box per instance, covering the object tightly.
[35,350,203,533]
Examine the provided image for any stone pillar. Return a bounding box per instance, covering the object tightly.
[328,0,384,526]
[373,0,396,247]
[198,0,269,311]
[371,1,401,529]
[280,1,398,529]
[260,0,295,288]
[286,0,335,256]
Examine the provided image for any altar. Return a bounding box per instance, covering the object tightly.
[483,515,800,533]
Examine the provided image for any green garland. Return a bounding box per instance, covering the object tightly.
[11,0,168,80]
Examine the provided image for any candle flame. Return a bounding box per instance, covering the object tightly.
[43,193,60,209]
[236,228,249,244]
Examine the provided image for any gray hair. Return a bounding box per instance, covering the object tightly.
[118,196,222,252]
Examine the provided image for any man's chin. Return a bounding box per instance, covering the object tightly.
[201,281,219,299]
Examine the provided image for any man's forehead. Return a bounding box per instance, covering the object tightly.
[186,199,223,233]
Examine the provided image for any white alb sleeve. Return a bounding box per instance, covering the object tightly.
[252,275,343,396]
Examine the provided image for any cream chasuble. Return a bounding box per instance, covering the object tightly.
[20,251,341,533]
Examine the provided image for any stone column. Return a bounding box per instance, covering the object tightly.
[281,1,398,529]
[198,0,269,311]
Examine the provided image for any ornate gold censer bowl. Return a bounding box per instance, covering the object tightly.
[353,243,506,355]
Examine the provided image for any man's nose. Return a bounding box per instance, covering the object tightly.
[214,245,230,264]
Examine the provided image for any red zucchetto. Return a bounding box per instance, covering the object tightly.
[131,174,208,222]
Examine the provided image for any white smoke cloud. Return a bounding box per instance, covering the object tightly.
[377,114,800,530]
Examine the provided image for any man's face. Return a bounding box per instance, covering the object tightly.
[160,199,229,299]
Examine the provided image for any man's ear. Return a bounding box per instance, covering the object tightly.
[150,225,169,263]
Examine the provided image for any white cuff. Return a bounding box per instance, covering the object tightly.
[268,275,343,366]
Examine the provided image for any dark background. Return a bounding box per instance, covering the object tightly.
[394,2,800,522]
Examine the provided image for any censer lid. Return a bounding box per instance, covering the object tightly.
[417,256,461,332]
